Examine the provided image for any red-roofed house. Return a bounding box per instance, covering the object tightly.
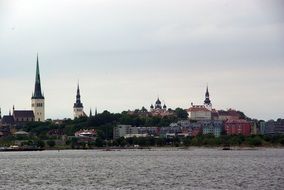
[187,105,211,121]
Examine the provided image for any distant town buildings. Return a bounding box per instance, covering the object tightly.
[113,125,139,139]
[260,119,284,135]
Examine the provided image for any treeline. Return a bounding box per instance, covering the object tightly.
[20,109,188,140]
[111,134,284,148]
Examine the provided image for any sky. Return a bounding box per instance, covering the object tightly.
[0,0,283,120]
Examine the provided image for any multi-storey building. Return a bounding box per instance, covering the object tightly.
[201,120,224,137]
[113,125,139,139]
[224,119,252,136]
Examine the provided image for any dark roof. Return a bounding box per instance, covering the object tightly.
[13,110,34,118]
[1,115,15,125]
[156,98,161,104]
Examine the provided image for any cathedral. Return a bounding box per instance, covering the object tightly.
[0,55,45,127]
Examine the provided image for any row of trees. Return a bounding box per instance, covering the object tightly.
[111,134,284,148]
[21,108,189,141]
[65,134,284,149]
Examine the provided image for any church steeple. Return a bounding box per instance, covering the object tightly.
[73,82,85,118]
[74,83,83,108]
[89,108,92,117]
[204,85,212,109]
[32,54,44,99]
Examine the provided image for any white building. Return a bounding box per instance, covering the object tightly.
[113,125,138,139]
[187,86,213,121]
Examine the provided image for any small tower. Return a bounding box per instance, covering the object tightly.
[73,83,85,118]
[155,98,162,109]
[204,85,212,110]
[31,54,45,122]
[95,108,98,116]
[89,108,92,117]
[150,104,154,112]
[163,104,167,111]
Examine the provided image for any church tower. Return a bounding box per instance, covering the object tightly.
[31,54,45,122]
[204,85,212,110]
[73,83,85,118]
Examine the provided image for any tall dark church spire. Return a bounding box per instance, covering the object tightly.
[204,85,211,105]
[32,54,44,99]
[74,83,83,108]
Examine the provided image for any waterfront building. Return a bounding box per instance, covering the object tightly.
[224,119,252,136]
[201,120,224,137]
[113,125,138,139]
[260,119,284,135]
[31,55,45,122]
[73,83,87,118]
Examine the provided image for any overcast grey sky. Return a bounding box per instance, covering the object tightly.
[0,0,283,120]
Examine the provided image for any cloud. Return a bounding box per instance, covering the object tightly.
[0,0,283,120]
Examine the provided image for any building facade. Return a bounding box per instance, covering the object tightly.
[113,125,138,139]
[224,119,252,136]
[260,119,284,135]
[201,120,224,137]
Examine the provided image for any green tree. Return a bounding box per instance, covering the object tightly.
[175,108,189,119]
[47,140,56,147]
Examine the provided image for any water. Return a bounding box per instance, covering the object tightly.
[0,148,283,190]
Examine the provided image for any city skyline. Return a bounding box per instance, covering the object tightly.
[0,0,283,120]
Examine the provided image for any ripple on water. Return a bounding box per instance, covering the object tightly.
[0,149,284,190]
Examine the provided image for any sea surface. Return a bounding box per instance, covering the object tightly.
[0,148,283,190]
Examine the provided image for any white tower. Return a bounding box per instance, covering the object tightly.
[73,83,86,118]
[31,55,45,122]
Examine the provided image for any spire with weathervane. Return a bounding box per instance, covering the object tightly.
[31,54,45,122]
